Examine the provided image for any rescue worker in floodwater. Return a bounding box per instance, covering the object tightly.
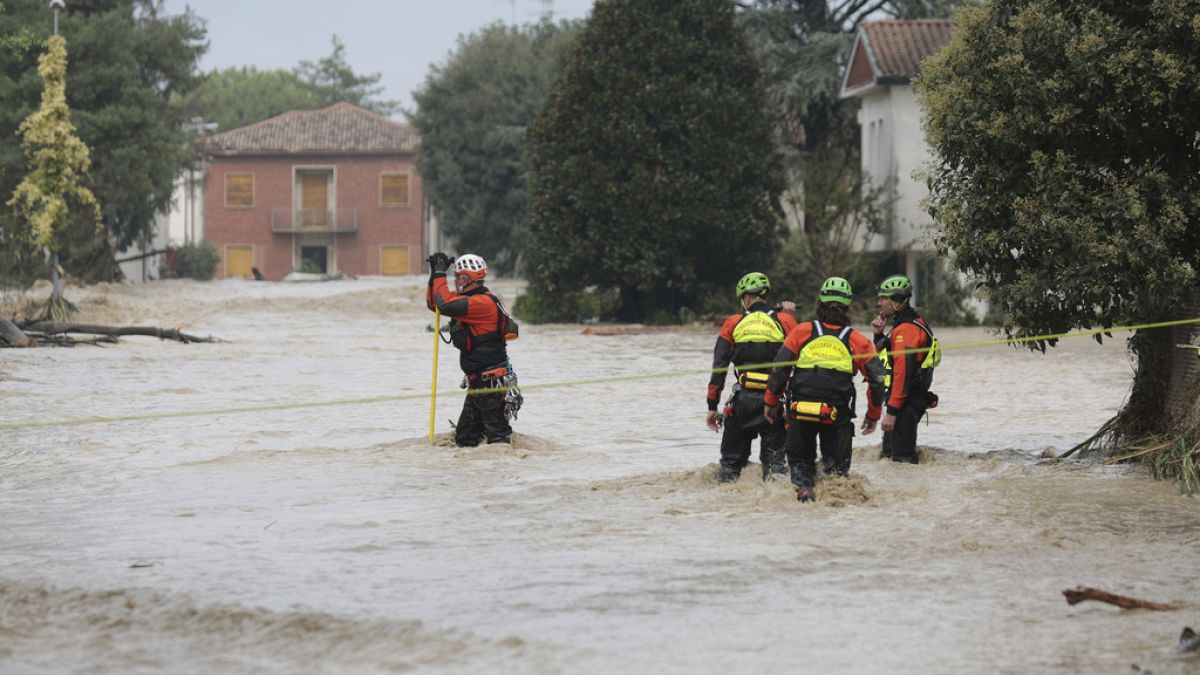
[707,272,798,483]
[426,252,522,447]
[763,277,886,502]
[871,274,940,464]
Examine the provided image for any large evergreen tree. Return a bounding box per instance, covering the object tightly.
[295,35,399,115]
[920,0,1200,440]
[526,0,785,322]
[409,20,581,275]
[0,0,205,283]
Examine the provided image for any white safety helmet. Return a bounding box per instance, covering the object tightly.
[453,253,487,281]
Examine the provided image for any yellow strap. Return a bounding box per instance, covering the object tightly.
[429,307,440,442]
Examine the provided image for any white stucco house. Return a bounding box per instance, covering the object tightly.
[116,169,205,282]
[840,19,954,305]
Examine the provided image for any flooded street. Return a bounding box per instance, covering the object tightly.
[1,278,1197,673]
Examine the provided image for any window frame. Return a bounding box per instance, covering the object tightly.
[224,172,256,209]
[379,172,411,209]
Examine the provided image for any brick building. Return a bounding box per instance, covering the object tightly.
[203,102,424,280]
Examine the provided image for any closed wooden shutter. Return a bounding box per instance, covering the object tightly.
[300,173,329,227]
[225,174,254,208]
[380,245,409,276]
[380,173,410,207]
[225,245,253,278]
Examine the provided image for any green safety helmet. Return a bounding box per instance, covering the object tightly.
[819,276,853,306]
[877,274,913,298]
[735,272,771,297]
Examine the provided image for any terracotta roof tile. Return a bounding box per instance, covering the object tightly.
[862,19,953,80]
[205,102,419,155]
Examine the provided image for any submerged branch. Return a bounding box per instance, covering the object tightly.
[1063,586,1178,611]
[4,320,222,346]
[1058,415,1118,459]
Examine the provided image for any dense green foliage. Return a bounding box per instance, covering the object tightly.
[525,0,785,322]
[740,0,958,304]
[182,36,398,134]
[920,0,1200,440]
[0,0,205,284]
[179,66,319,134]
[295,36,398,114]
[920,0,1200,343]
[173,238,218,280]
[409,20,580,275]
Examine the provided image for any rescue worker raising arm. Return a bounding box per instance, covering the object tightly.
[873,274,939,464]
[706,272,797,483]
[426,252,521,447]
[763,277,886,502]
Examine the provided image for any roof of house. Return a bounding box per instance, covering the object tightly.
[841,19,953,98]
[204,102,419,156]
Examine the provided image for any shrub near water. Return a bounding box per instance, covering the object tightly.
[174,240,219,281]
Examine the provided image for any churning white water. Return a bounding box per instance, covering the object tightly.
[1,277,1197,674]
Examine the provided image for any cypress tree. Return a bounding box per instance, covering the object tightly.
[526,0,785,322]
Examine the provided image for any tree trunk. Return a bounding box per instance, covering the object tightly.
[1117,327,1175,441]
[0,317,30,347]
[20,321,216,343]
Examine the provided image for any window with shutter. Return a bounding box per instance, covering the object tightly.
[380,173,410,208]
[225,174,254,208]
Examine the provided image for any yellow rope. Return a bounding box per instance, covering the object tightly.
[4,316,1199,432]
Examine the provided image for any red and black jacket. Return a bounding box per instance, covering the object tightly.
[763,320,883,422]
[875,306,934,415]
[426,274,512,375]
[706,301,798,411]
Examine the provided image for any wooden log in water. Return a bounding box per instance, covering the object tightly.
[18,321,218,344]
[1062,586,1177,611]
[0,316,30,347]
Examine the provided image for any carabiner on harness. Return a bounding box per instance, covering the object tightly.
[502,365,523,421]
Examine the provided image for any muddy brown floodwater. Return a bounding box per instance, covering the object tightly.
[1,278,1197,673]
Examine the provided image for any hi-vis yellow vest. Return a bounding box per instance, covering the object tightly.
[796,322,854,373]
[732,310,786,344]
[879,319,940,388]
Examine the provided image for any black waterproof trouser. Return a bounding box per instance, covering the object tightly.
[785,417,854,489]
[881,398,927,463]
[718,390,787,482]
[455,391,512,446]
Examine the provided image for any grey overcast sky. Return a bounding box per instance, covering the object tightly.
[162,0,597,118]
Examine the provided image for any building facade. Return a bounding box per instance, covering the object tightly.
[203,103,424,280]
[840,20,954,303]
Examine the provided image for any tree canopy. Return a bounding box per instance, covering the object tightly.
[179,66,320,134]
[183,35,399,134]
[920,0,1200,344]
[0,0,205,283]
[920,0,1200,438]
[525,0,785,322]
[296,36,398,114]
[409,20,580,275]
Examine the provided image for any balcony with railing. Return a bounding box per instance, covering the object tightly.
[270,208,359,234]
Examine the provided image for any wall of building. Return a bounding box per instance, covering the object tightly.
[890,85,936,253]
[116,168,206,282]
[204,154,423,280]
[857,84,937,257]
[857,89,893,253]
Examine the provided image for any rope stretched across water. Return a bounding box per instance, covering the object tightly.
[4,316,1199,432]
